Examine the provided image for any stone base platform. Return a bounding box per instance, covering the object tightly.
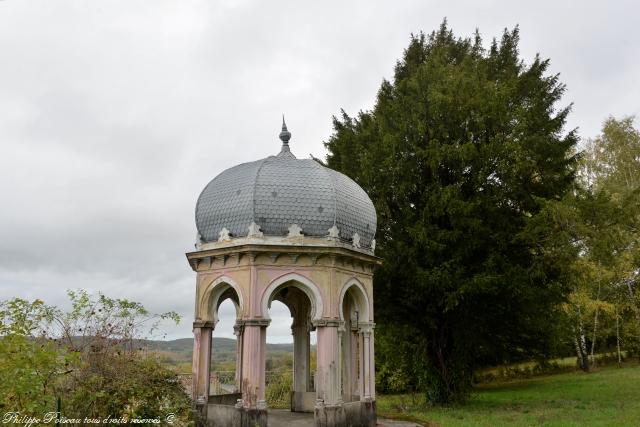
[199,398,389,427]
[269,410,421,427]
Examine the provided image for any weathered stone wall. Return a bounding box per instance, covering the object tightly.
[208,393,242,406]
[291,391,316,412]
[205,404,267,427]
[343,401,377,427]
[206,404,241,427]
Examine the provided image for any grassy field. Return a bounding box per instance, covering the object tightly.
[377,363,640,427]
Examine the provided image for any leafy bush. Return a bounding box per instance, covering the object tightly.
[0,298,75,415]
[265,371,292,409]
[0,291,196,425]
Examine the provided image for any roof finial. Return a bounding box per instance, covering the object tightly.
[279,114,291,145]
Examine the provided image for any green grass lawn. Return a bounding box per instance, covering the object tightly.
[377,363,640,427]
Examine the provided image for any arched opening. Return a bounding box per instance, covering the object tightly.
[265,300,294,409]
[193,277,244,404]
[263,277,320,413]
[340,281,371,403]
[200,277,244,325]
[210,298,239,395]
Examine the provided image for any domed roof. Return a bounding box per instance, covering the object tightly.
[195,120,377,248]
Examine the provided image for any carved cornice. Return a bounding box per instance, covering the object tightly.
[186,241,381,272]
[288,253,300,264]
[186,243,382,270]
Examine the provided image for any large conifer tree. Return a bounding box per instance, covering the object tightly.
[325,23,578,403]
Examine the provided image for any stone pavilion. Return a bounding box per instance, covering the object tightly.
[186,119,379,427]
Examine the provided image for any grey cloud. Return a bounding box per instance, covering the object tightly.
[1,0,638,341]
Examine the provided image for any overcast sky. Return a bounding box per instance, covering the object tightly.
[1,0,638,343]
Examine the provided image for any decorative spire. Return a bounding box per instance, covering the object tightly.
[279,115,291,145]
[276,115,296,158]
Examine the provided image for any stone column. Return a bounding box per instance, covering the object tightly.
[358,331,365,402]
[351,329,360,399]
[340,323,349,402]
[369,326,376,400]
[360,324,374,400]
[314,319,345,427]
[192,321,214,404]
[359,323,377,427]
[337,324,345,399]
[240,319,269,409]
[233,321,244,393]
[291,319,311,411]
[341,310,359,402]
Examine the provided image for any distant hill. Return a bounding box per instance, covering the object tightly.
[146,337,293,355]
[144,338,296,371]
[44,336,295,372]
